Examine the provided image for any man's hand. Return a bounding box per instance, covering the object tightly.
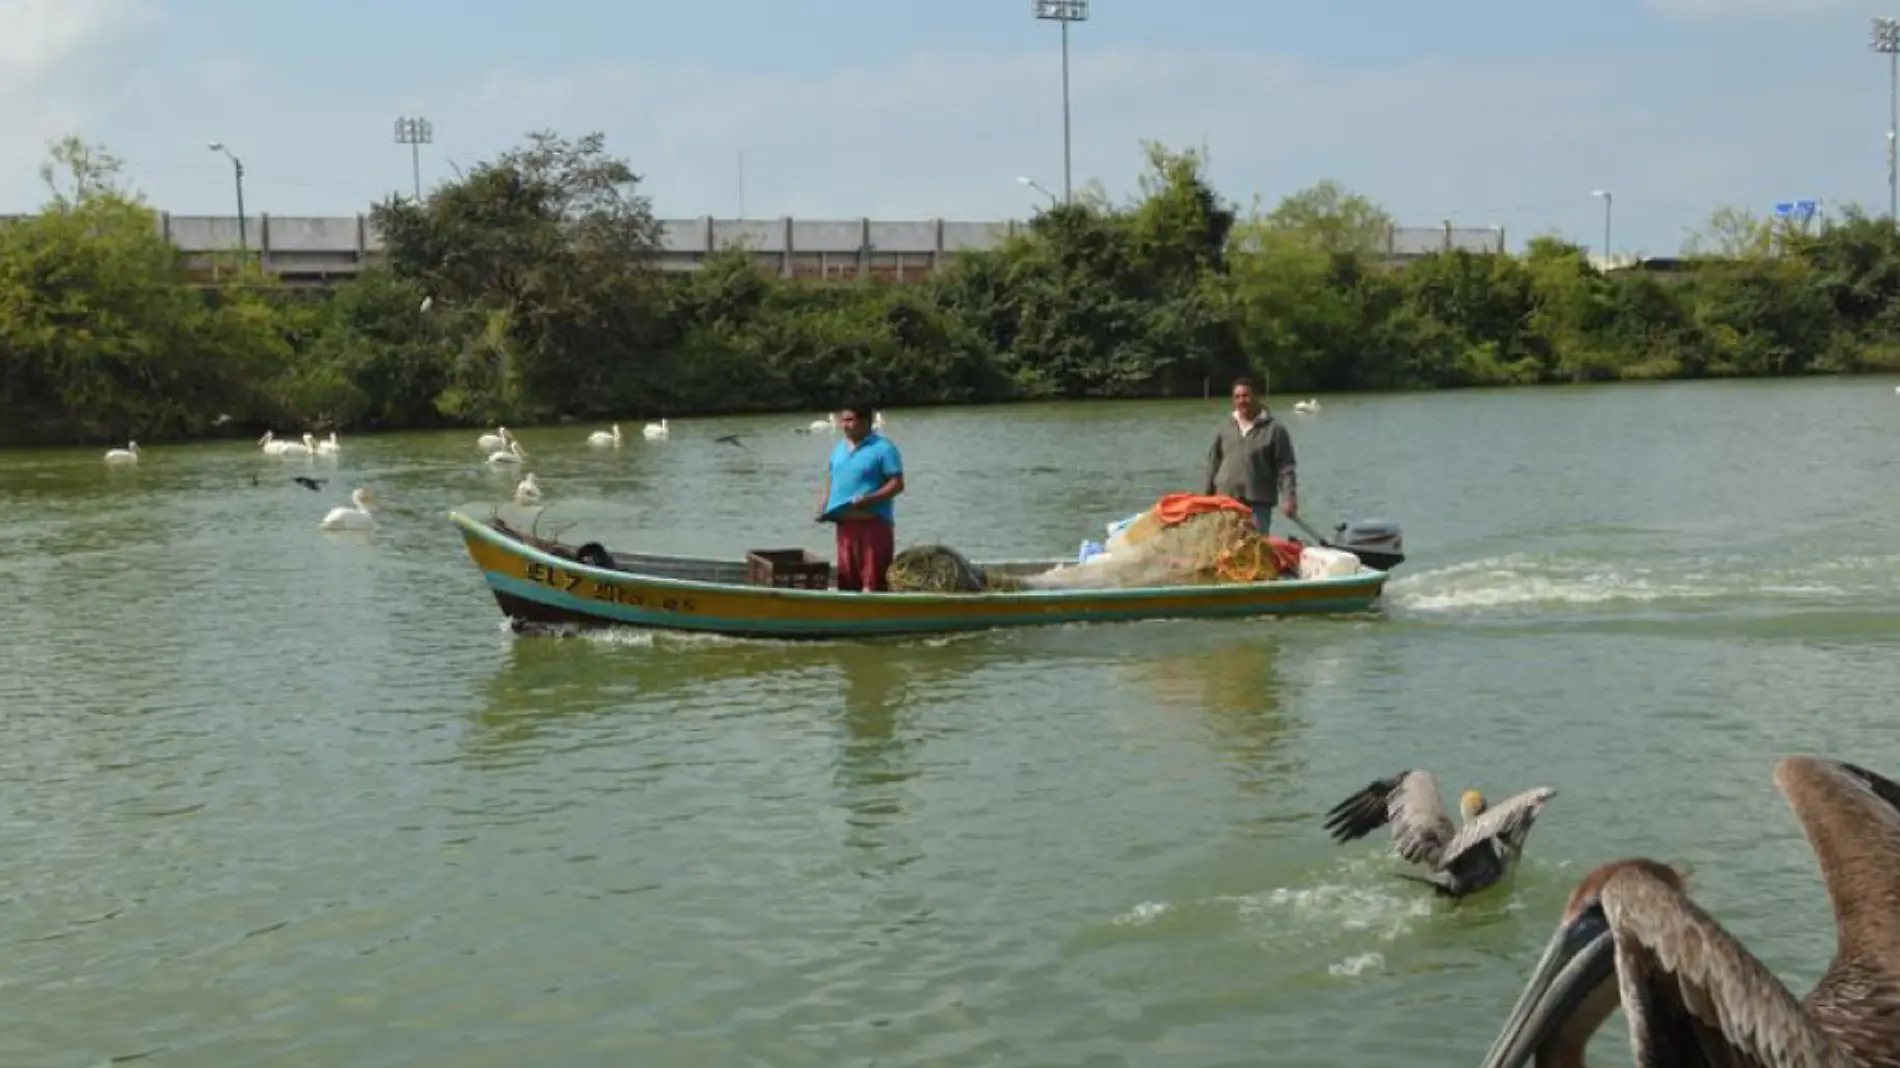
[1283,496,1299,519]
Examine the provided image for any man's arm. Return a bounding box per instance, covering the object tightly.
[1274,424,1298,516]
[815,470,833,519]
[1203,432,1223,495]
[856,446,905,506]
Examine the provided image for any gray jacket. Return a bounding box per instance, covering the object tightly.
[1203,413,1297,507]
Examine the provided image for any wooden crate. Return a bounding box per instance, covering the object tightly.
[746,549,831,589]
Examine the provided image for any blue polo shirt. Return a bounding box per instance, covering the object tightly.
[825,433,903,523]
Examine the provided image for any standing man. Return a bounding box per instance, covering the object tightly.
[816,403,906,592]
[1203,375,1298,533]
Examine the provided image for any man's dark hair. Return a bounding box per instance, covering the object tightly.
[839,403,876,423]
[1231,376,1258,392]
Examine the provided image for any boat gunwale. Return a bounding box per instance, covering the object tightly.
[448,510,1390,605]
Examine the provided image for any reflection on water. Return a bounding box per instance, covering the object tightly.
[1118,629,1304,798]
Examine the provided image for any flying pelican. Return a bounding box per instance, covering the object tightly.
[1475,755,1900,1068]
[477,426,511,452]
[318,487,374,531]
[642,418,669,440]
[104,440,140,464]
[1322,768,1556,898]
[587,423,622,448]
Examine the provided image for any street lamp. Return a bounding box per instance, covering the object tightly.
[207,141,246,258]
[1031,0,1088,204]
[1872,17,1899,220]
[393,116,433,201]
[1017,175,1058,206]
[1591,189,1612,263]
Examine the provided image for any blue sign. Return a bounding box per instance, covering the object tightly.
[1773,200,1818,223]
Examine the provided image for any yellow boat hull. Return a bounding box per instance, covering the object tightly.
[450,511,1388,639]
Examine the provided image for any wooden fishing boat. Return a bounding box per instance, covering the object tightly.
[449,510,1395,640]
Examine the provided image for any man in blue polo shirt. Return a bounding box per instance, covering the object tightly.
[815,404,905,591]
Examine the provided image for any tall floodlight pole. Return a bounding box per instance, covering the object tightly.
[1874,19,1900,220]
[1591,189,1613,262]
[394,116,433,200]
[1032,0,1087,203]
[206,141,247,258]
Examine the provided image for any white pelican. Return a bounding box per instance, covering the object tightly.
[318,487,374,531]
[274,433,316,458]
[259,431,290,455]
[808,414,836,432]
[1322,767,1556,897]
[104,441,140,463]
[486,440,526,465]
[873,411,887,430]
[315,431,341,455]
[476,426,511,452]
[586,423,622,447]
[1292,399,1321,414]
[1477,756,1900,1068]
[642,419,668,440]
[513,472,542,504]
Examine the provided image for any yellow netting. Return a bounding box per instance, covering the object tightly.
[1025,509,1295,590]
[887,545,1026,593]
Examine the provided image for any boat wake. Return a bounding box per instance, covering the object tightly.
[1385,550,1900,621]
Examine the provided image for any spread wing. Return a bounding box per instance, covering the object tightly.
[1598,862,1842,1068]
[1439,786,1556,871]
[1773,756,1900,1046]
[1322,768,1454,868]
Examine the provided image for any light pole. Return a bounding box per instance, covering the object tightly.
[1591,189,1612,263]
[1017,175,1059,207]
[1031,0,1087,204]
[207,141,246,258]
[394,116,433,201]
[1872,18,1899,220]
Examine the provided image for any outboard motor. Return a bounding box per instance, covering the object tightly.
[1326,519,1404,572]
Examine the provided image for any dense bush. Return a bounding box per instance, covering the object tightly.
[6,132,1900,445]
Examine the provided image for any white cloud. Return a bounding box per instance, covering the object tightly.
[0,0,153,196]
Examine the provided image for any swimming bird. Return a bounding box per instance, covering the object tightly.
[1475,755,1900,1068]
[513,472,542,504]
[315,431,340,455]
[104,441,140,463]
[476,426,510,452]
[1322,768,1555,898]
[259,430,289,455]
[1292,399,1322,414]
[587,423,622,448]
[642,418,669,440]
[292,476,327,492]
[318,487,374,531]
[714,433,746,448]
[808,414,836,432]
[486,440,526,465]
[274,432,316,458]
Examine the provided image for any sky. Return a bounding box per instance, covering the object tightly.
[3,0,1899,256]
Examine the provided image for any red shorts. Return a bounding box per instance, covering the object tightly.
[835,517,895,592]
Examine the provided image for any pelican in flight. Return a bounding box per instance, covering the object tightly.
[1322,768,1556,898]
[1476,755,1900,1068]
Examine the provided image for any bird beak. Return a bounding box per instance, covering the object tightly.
[1474,907,1614,1068]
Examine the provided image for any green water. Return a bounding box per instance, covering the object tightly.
[4,378,1898,1067]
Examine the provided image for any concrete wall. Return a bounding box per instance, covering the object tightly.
[0,212,1510,284]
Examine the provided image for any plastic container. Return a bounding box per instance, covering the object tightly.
[1297,545,1361,580]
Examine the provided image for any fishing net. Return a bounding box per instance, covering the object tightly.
[887,545,1026,593]
[1022,508,1301,590]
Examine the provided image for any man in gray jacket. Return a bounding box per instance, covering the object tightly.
[1202,375,1298,533]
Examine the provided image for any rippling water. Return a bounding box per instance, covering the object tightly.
[2,378,1897,1067]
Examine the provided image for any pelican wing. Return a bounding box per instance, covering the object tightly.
[1321,768,1454,867]
[1597,862,1844,1068]
[1439,786,1556,871]
[1774,756,1900,1044]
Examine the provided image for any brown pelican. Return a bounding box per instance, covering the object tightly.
[1475,755,1900,1068]
[1322,768,1556,898]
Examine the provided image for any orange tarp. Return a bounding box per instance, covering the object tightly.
[1152,493,1255,527]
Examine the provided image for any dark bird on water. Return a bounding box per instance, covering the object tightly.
[292,476,327,492]
[1477,755,1900,1068]
[1322,767,1555,898]
[714,434,746,448]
